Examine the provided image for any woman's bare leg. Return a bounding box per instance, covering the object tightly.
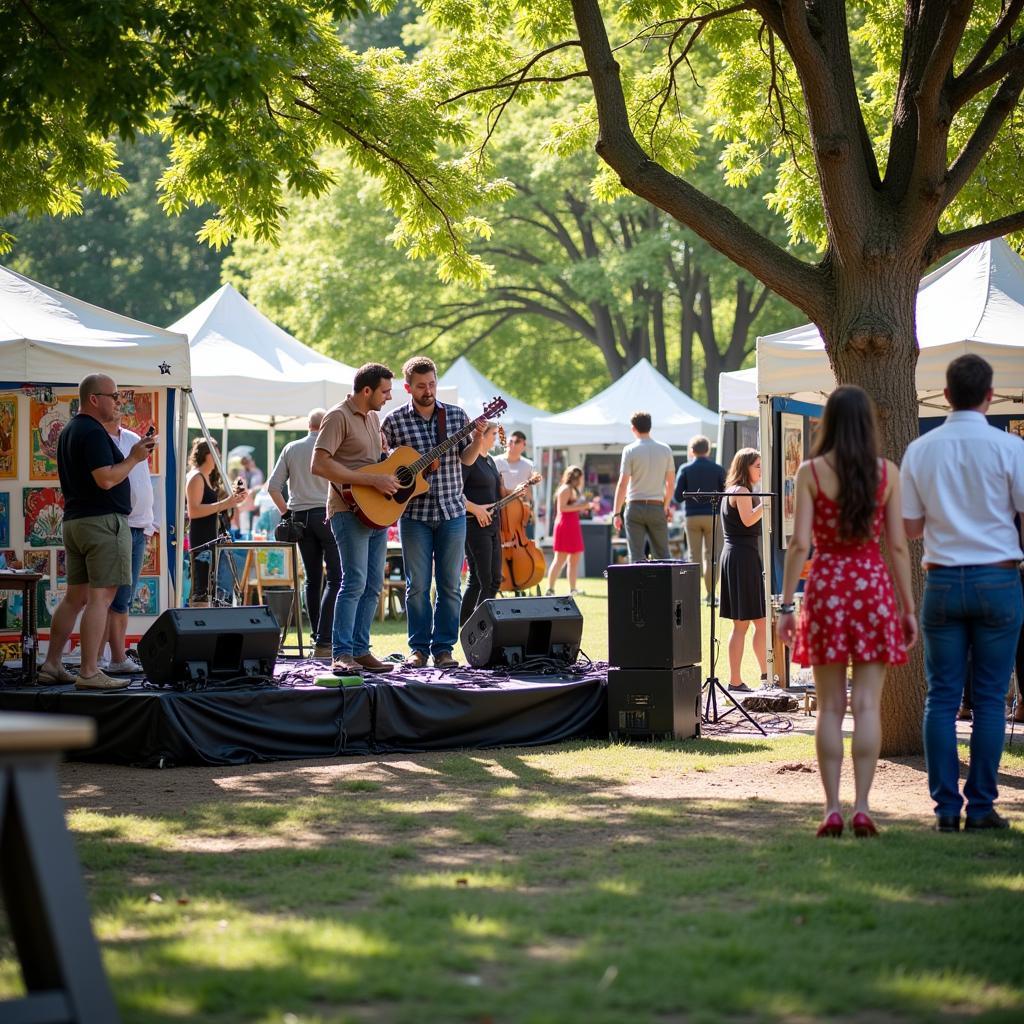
[813,663,848,818]
[728,619,750,686]
[546,552,568,593]
[849,662,886,815]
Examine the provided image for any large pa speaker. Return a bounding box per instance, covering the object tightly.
[460,596,583,668]
[138,606,280,688]
[608,560,701,669]
[607,665,702,740]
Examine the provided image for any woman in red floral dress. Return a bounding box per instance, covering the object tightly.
[777,386,916,839]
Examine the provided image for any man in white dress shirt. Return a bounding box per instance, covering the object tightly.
[902,355,1024,832]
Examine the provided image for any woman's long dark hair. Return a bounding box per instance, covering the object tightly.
[726,448,760,491]
[811,385,880,541]
[188,437,223,496]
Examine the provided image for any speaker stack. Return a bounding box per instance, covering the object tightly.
[460,596,584,668]
[606,561,702,740]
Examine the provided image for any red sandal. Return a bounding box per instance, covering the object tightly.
[816,812,844,838]
[851,812,879,838]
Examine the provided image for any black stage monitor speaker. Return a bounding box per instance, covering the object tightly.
[607,665,702,740]
[460,596,584,668]
[608,560,701,669]
[138,606,280,688]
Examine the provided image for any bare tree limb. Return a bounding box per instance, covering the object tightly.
[957,0,1024,85]
[952,43,1024,112]
[928,210,1024,262]
[439,41,583,105]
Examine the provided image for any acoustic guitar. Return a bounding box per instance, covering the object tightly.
[342,397,508,529]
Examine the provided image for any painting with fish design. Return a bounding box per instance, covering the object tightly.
[118,391,159,473]
[30,394,78,481]
[24,487,64,547]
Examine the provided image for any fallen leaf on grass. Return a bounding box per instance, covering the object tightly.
[147,892,163,903]
[456,878,468,887]
[777,763,815,774]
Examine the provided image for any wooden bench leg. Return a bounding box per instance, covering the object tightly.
[1,756,120,1023]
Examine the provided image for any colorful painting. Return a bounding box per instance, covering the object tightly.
[1,591,23,629]
[30,394,78,480]
[130,577,159,616]
[22,550,50,576]
[0,549,15,569]
[1009,419,1024,439]
[141,531,160,576]
[0,395,17,478]
[24,487,64,547]
[119,391,159,473]
[37,579,57,629]
[256,547,293,583]
[0,492,8,547]
[0,636,22,665]
[56,549,66,577]
[780,413,804,550]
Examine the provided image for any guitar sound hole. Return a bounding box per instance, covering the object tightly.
[395,465,415,488]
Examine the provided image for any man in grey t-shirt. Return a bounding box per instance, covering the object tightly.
[612,411,676,562]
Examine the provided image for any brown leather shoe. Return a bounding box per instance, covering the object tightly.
[354,653,394,674]
[403,651,429,669]
[433,651,459,669]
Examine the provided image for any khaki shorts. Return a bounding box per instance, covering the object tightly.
[62,514,132,588]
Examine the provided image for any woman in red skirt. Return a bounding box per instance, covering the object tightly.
[778,386,916,838]
[546,465,598,596]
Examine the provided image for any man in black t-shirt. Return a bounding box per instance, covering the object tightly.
[38,374,157,690]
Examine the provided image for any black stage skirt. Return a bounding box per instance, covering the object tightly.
[719,539,765,621]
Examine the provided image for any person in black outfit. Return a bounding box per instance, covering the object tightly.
[460,422,505,626]
[38,373,157,690]
[674,434,726,603]
[719,447,768,692]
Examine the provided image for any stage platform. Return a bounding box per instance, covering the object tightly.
[0,659,608,768]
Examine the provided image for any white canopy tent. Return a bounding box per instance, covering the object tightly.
[718,367,758,419]
[0,262,192,620]
[532,359,716,540]
[439,357,548,439]
[754,237,1024,683]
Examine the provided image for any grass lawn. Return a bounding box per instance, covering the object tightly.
[4,577,1021,1022]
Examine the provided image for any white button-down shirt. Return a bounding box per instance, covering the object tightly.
[113,427,157,534]
[901,410,1024,567]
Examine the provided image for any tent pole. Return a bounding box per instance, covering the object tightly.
[173,388,190,606]
[267,415,276,482]
[542,446,554,544]
[221,414,229,471]
[759,396,776,684]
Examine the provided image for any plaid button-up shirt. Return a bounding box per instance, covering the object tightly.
[381,401,473,522]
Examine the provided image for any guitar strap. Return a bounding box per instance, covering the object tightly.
[424,404,445,477]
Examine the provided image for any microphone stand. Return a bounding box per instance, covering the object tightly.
[678,490,776,735]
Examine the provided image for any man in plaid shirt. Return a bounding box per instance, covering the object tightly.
[382,356,487,668]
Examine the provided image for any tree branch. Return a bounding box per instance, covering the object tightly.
[570,0,830,322]
[952,43,1024,112]
[957,0,1024,85]
[928,210,1024,262]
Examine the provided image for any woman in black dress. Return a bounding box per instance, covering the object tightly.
[185,438,247,606]
[460,423,505,627]
[719,448,768,692]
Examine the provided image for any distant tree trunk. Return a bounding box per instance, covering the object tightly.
[651,289,668,376]
[822,261,924,756]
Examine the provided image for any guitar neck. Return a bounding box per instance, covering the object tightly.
[491,483,529,513]
[408,413,480,476]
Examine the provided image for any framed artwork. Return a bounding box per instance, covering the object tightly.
[30,394,78,480]
[1008,419,1024,439]
[130,578,159,616]
[37,579,58,629]
[119,391,159,473]
[1,591,23,629]
[780,413,804,550]
[56,549,66,577]
[257,547,293,583]
[0,492,8,547]
[22,550,50,576]
[0,395,17,478]
[0,636,22,664]
[24,487,64,547]
[141,531,160,576]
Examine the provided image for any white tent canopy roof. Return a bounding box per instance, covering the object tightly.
[719,367,758,417]
[170,284,356,424]
[0,263,190,386]
[757,238,1024,400]
[532,358,717,447]
[439,356,548,434]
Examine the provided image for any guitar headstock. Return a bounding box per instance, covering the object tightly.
[481,396,507,421]
[527,472,542,485]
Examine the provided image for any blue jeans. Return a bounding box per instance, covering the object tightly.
[922,566,1024,820]
[110,527,147,614]
[330,511,387,658]
[400,515,466,656]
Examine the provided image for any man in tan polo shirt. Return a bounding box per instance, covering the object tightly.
[311,363,400,675]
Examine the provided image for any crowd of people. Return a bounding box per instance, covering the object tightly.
[45,354,1023,833]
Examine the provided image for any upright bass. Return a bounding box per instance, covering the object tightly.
[497,472,545,592]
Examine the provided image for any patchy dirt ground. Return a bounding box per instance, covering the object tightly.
[56,718,1024,835]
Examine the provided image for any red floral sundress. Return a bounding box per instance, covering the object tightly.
[792,459,907,667]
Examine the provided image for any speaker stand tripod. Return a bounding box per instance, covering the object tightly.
[681,491,769,736]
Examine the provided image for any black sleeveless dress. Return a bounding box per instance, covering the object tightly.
[719,490,765,621]
[187,472,220,602]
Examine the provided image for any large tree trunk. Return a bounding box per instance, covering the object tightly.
[823,261,925,756]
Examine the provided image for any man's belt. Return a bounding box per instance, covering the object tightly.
[923,560,1019,570]
[628,499,665,505]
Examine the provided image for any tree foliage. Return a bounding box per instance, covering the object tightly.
[0,0,508,280]
[1,134,226,325]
